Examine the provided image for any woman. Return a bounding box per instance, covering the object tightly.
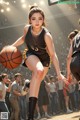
[67,29,80,81]
[11,5,65,120]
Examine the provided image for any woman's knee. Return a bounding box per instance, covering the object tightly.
[36,69,44,79]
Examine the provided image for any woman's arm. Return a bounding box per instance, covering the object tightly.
[13,90,22,96]
[12,36,25,47]
[67,44,73,80]
[45,33,64,80]
[12,25,28,47]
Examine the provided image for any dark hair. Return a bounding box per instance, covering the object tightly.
[68,29,79,40]
[0,75,2,82]
[14,73,22,79]
[0,73,8,81]
[50,76,54,79]
[74,29,79,34]
[29,5,38,10]
[2,73,8,79]
[29,5,45,26]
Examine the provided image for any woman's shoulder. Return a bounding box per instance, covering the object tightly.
[42,26,52,38]
[42,26,49,33]
[24,24,31,34]
[24,24,31,29]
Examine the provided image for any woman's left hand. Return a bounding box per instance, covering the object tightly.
[57,73,69,85]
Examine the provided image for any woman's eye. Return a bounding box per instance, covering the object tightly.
[39,18,43,20]
[32,18,35,20]
[31,17,43,21]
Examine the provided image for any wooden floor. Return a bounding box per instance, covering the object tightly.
[40,111,80,120]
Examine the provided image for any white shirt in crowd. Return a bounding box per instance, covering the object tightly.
[0,82,7,102]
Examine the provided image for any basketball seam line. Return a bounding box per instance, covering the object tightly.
[0,54,6,62]
[0,55,22,63]
[6,50,14,69]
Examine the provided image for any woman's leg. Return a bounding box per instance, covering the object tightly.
[25,55,49,120]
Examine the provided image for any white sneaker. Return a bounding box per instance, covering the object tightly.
[45,113,51,118]
[67,109,73,113]
[53,112,56,115]
[37,114,41,120]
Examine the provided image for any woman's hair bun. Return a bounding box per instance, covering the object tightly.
[29,5,38,10]
[74,29,79,35]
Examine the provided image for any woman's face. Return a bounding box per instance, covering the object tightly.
[30,12,44,29]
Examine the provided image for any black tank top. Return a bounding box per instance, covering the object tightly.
[25,25,49,56]
[72,33,80,56]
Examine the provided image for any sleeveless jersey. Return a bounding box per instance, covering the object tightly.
[25,25,49,56]
[72,33,80,56]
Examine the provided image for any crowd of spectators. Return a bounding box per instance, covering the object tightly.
[1,73,80,120]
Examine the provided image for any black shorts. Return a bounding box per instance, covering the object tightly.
[22,50,50,67]
[38,94,49,106]
[70,53,80,81]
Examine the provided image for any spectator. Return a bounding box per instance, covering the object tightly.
[19,79,30,120]
[37,79,50,119]
[0,73,11,119]
[57,79,66,113]
[9,73,22,120]
[48,76,59,115]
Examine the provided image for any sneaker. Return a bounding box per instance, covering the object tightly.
[45,113,51,118]
[37,115,41,120]
[66,109,73,113]
[53,112,56,115]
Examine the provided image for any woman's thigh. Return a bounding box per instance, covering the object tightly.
[26,55,49,79]
[26,55,49,78]
[25,55,45,71]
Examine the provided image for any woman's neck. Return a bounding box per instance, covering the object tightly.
[31,26,42,35]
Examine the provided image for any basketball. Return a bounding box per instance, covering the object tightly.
[0,45,22,69]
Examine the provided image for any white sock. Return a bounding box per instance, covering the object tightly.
[38,112,40,116]
[45,112,48,115]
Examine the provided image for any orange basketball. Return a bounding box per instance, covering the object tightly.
[0,45,22,69]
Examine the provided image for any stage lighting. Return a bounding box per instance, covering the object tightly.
[39,1,45,5]
[21,0,25,3]
[0,0,10,13]
[0,0,10,5]
[22,4,27,8]
[6,7,10,12]
[1,8,4,12]
[0,0,4,4]
[6,2,9,5]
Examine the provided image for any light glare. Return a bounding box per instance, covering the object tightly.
[0,0,4,4]
[21,0,25,3]
[6,2,9,5]
[1,9,4,12]
[6,7,10,12]
[34,3,37,6]
[22,4,27,8]
[40,1,45,5]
